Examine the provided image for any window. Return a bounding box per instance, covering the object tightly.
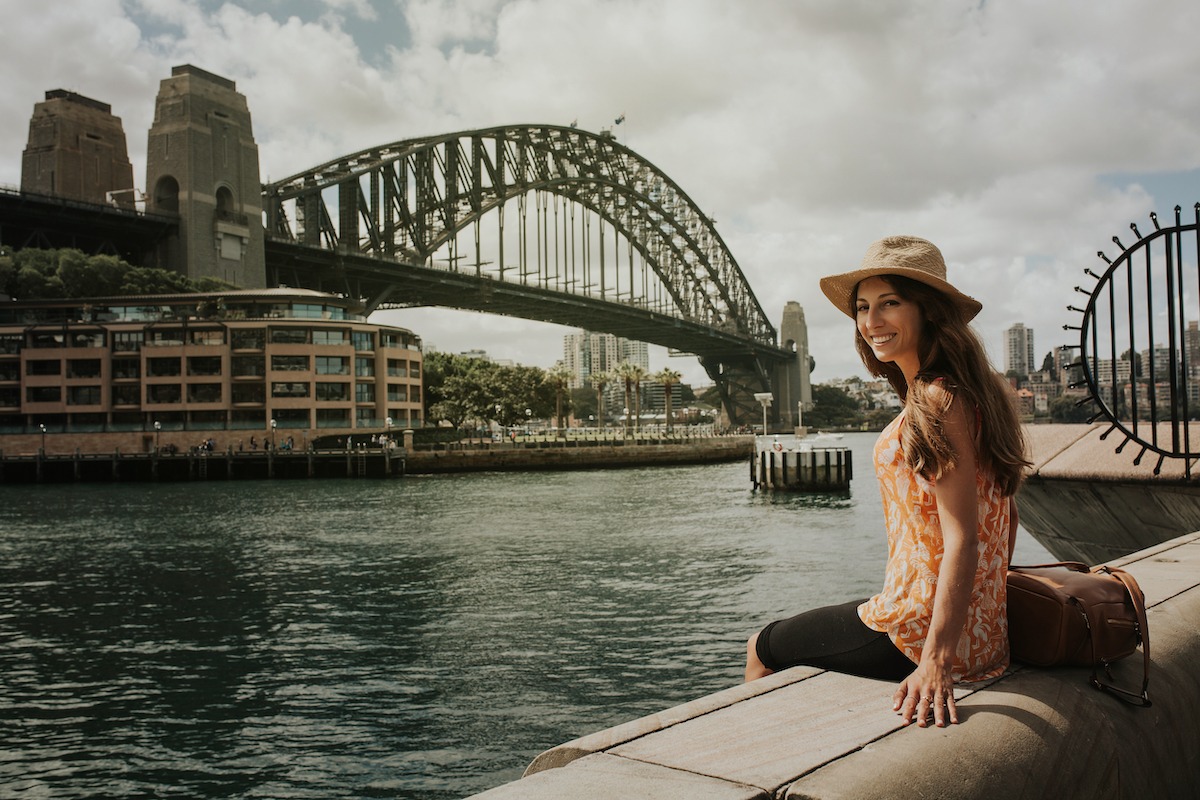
[0,334,21,354]
[147,384,182,404]
[146,329,184,346]
[353,331,375,351]
[0,362,18,382]
[190,329,225,346]
[316,356,349,375]
[312,329,347,346]
[315,382,349,401]
[147,357,181,377]
[272,382,310,398]
[26,386,61,403]
[386,359,407,377]
[271,355,309,372]
[187,356,223,376]
[113,331,143,352]
[67,359,102,379]
[270,327,308,344]
[187,383,222,403]
[356,408,377,427]
[410,362,421,378]
[232,328,265,350]
[111,358,140,379]
[316,408,350,428]
[28,332,64,348]
[67,386,101,405]
[232,355,265,377]
[355,357,375,377]
[112,385,140,405]
[26,360,62,376]
[0,387,19,407]
[70,332,105,348]
[232,384,265,404]
[355,383,375,403]
[410,386,420,402]
[291,303,324,319]
[387,384,408,403]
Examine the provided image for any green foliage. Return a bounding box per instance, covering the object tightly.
[118,266,195,295]
[1049,394,1096,423]
[805,384,866,429]
[422,351,556,429]
[0,247,240,299]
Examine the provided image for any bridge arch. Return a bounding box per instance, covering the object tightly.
[262,125,797,426]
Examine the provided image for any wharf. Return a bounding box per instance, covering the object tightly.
[471,531,1200,799]
[0,435,754,483]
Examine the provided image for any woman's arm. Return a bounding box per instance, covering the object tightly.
[1008,495,1019,564]
[894,390,978,728]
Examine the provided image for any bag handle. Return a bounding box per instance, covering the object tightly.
[1010,561,1090,572]
[1084,566,1152,707]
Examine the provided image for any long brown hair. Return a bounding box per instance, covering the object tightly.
[852,274,1029,495]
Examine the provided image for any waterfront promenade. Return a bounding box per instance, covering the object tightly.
[0,431,754,482]
[471,531,1200,799]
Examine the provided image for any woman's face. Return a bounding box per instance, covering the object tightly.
[855,276,924,377]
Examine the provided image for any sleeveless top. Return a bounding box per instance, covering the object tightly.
[857,409,1011,681]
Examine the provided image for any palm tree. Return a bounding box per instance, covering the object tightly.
[616,361,647,435]
[545,365,574,436]
[589,370,611,429]
[614,361,637,437]
[654,368,682,433]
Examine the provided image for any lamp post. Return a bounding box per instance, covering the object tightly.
[385,416,393,448]
[154,420,161,453]
[753,392,773,437]
[525,407,532,434]
[270,417,277,450]
[39,423,46,453]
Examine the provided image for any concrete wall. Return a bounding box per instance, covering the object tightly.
[1019,423,1200,563]
[468,532,1200,799]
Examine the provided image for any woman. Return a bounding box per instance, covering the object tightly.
[744,235,1030,728]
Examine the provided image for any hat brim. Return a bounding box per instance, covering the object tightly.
[819,266,982,321]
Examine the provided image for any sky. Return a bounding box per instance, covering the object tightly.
[3,0,1199,387]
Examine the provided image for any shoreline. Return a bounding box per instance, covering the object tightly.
[0,435,756,483]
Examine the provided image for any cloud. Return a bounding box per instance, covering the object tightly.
[2,0,1199,386]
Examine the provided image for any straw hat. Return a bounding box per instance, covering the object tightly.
[819,235,982,321]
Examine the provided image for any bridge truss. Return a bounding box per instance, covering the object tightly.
[262,125,797,426]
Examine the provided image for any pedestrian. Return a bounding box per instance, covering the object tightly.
[744,235,1030,728]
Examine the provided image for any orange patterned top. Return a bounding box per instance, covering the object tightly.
[858,410,1011,682]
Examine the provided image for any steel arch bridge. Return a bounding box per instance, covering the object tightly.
[261,124,800,426]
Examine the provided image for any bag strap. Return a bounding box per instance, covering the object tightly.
[1010,561,1090,572]
[1083,566,1152,707]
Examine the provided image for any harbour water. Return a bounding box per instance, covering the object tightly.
[0,432,1052,798]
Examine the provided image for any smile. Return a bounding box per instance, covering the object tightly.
[870,334,896,345]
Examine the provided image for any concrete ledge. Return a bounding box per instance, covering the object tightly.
[468,533,1200,799]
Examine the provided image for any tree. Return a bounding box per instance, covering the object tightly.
[614,361,646,435]
[804,384,864,429]
[590,370,611,427]
[1049,394,1097,423]
[654,368,682,432]
[544,365,574,434]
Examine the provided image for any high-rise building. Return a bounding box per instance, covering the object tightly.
[1005,323,1035,377]
[562,331,649,388]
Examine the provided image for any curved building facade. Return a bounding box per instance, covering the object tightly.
[0,288,422,453]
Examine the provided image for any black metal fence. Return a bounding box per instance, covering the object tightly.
[1071,204,1200,475]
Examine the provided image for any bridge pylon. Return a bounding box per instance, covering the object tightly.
[146,65,266,288]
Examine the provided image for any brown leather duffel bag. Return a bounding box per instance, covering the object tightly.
[1006,562,1150,706]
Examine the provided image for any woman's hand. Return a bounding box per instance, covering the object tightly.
[893,659,958,727]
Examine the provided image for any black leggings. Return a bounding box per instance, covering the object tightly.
[755,599,916,681]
